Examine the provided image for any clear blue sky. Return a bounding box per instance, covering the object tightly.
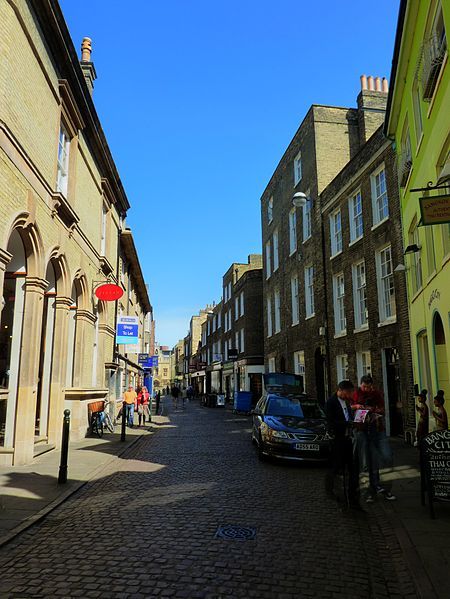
[60,0,399,347]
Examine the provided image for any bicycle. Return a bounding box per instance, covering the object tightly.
[90,400,115,438]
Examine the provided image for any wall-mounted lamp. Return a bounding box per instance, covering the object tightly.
[404,244,421,254]
[292,192,308,208]
[394,263,406,273]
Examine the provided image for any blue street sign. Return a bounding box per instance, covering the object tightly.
[116,316,139,345]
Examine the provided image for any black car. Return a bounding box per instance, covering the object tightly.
[252,390,331,461]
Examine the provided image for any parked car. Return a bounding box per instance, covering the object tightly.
[251,381,331,462]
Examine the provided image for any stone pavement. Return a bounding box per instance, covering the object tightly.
[0,397,426,599]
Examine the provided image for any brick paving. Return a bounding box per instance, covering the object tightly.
[0,399,418,598]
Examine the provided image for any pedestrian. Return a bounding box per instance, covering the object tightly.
[432,390,448,430]
[325,380,361,511]
[137,386,150,426]
[187,385,194,401]
[415,389,429,445]
[123,384,137,427]
[171,385,180,409]
[352,375,396,503]
[155,390,161,415]
[166,385,170,396]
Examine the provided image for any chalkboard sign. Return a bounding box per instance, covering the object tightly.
[420,429,450,518]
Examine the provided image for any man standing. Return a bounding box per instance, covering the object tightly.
[326,380,361,510]
[352,375,396,503]
[124,384,137,427]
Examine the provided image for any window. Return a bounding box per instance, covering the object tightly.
[235,331,240,352]
[273,229,279,271]
[330,209,342,256]
[442,223,450,257]
[349,191,363,242]
[352,260,368,329]
[291,275,299,325]
[100,205,107,255]
[56,125,70,196]
[422,3,447,101]
[228,309,232,331]
[371,165,389,224]
[294,151,302,186]
[303,192,312,241]
[227,282,232,300]
[268,196,273,223]
[267,297,272,337]
[240,329,245,353]
[333,273,346,335]
[265,240,271,279]
[163,368,168,377]
[289,209,297,254]
[293,350,305,376]
[409,218,423,293]
[399,124,412,187]
[305,266,315,318]
[376,246,396,322]
[235,297,239,321]
[412,82,423,143]
[207,319,211,335]
[274,289,281,333]
[218,311,221,329]
[336,355,348,382]
[268,357,276,372]
[425,226,436,276]
[212,315,217,333]
[223,285,228,303]
[356,351,371,381]
[240,292,244,316]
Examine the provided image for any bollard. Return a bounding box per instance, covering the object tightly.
[149,396,152,423]
[121,400,126,442]
[58,409,71,484]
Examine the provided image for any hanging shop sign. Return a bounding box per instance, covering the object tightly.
[116,315,139,345]
[419,194,450,225]
[420,429,450,518]
[95,283,124,301]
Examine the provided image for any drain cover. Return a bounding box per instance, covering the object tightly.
[215,524,256,541]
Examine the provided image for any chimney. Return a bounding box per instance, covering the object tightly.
[356,74,389,145]
[80,37,97,95]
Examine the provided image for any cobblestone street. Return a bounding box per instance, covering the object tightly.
[0,399,418,599]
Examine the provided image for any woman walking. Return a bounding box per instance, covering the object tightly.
[137,386,150,426]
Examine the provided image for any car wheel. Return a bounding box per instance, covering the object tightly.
[257,434,267,461]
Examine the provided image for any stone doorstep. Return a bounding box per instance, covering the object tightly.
[0,426,157,548]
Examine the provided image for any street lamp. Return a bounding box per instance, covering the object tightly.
[292,192,308,208]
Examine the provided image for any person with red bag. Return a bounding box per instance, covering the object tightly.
[137,386,150,426]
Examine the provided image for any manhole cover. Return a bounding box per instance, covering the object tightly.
[215,524,256,541]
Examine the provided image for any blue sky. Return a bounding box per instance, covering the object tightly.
[60,0,399,347]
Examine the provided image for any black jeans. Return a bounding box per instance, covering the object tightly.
[326,436,359,503]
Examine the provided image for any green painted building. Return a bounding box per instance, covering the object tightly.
[385,0,450,436]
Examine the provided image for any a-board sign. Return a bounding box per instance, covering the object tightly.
[420,429,450,518]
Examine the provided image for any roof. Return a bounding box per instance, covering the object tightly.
[384,0,408,136]
[120,229,152,313]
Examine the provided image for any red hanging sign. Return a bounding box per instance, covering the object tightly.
[95,283,123,301]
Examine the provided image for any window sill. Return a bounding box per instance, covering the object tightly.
[294,179,302,188]
[371,217,389,232]
[289,249,297,257]
[334,331,347,339]
[305,314,315,321]
[330,250,343,260]
[353,325,369,334]
[377,318,397,328]
[303,236,312,245]
[349,236,363,248]
[291,321,300,327]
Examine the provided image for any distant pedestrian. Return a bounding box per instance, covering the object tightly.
[433,390,448,430]
[352,375,395,503]
[166,385,170,396]
[325,380,361,510]
[415,389,429,445]
[171,385,180,409]
[137,386,150,426]
[155,390,161,415]
[187,385,194,401]
[124,385,137,427]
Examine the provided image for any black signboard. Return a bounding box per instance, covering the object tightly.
[420,429,450,518]
[227,348,238,360]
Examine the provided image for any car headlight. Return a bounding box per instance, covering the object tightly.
[269,429,288,439]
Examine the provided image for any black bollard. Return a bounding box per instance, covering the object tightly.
[149,396,152,423]
[121,400,126,442]
[58,409,71,484]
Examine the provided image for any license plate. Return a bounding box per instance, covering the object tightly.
[295,443,319,451]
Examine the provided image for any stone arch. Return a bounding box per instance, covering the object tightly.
[45,247,70,298]
[3,212,44,278]
[72,269,89,310]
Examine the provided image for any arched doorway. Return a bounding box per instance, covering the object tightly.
[0,230,27,448]
[35,261,57,440]
[433,312,449,398]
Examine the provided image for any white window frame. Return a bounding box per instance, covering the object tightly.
[356,351,372,381]
[268,357,276,372]
[303,193,312,241]
[371,164,389,225]
[240,292,244,316]
[376,245,396,323]
[235,331,240,353]
[336,354,348,382]
[333,273,346,335]
[56,124,70,196]
[293,350,305,377]
[267,296,273,337]
[330,208,342,256]
[235,296,239,321]
[289,208,297,255]
[352,260,368,329]
[291,275,299,325]
[100,205,107,256]
[274,289,281,333]
[348,191,363,243]
[268,196,273,224]
[273,229,279,271]
[218,311,221,329]
[240,328,245,354]
[304,265,315,318]
[294,151,302,186]
[265,240,271,279]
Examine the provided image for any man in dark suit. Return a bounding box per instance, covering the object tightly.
[326,380,361,510]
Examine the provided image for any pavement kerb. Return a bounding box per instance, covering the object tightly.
[0,428,151,549]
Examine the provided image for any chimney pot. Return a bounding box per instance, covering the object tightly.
[375,76,382,91]
[382,77,389,93]
[360,74,368,90]
[367,75,374,91]
[81,37,92,62]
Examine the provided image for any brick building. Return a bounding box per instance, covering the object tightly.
[261,77,391,403]
[321,123,414,437]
